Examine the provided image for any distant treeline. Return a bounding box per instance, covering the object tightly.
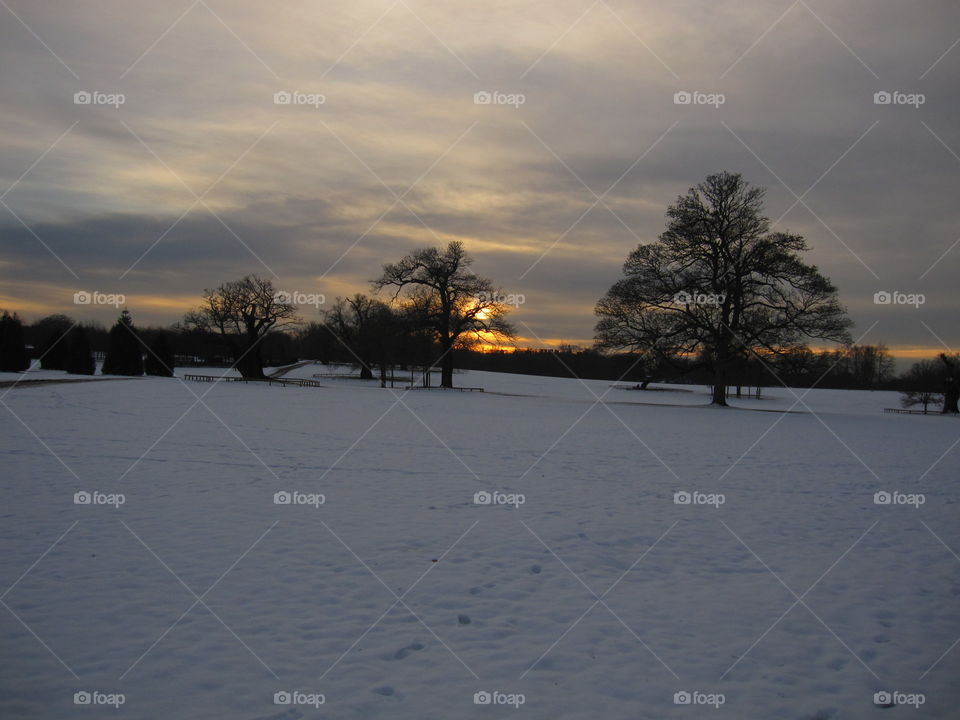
[453,343,909,391]
[9,310,925,392]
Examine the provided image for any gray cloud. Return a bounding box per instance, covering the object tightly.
[1,0,957,354]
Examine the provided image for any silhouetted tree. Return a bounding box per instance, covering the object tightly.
[183,275,299,379]
[31,314,74,370]
[899,359,942,414]
[102,310,144,376]
[940,353,959,414]
[65,326,95,375]
[324,294,398,382]
[374,241,515,388]
[144,333,175,377]
[595,171,851,405]
[0,311,30,372]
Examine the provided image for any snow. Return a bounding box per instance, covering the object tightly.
[2,365,959,718]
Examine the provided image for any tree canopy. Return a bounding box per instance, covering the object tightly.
[596,171,851,405]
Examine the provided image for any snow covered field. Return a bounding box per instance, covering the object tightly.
[2,366,959,719]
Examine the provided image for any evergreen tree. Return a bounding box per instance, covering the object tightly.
[34,315,74,370]
[144,333,175,377]
[0,311,30,372]
[102,310,143,376]
[65,326,95,375]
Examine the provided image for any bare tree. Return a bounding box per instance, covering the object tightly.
[595,171,851,405]
[900,359,943,414]
[373,241,515,388]
[184,275,299,379]
[324,294,396,384]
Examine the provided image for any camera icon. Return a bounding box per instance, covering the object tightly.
[274,691,292,705]
[873,91,892,105]
[474,491,492,505]
[873,691,893,706]
[673,291,692,304]
[274,290,292,304]
[673,91,692,105]
[673,491,691,505]
[74,691,92,705]
[74,91,92,105]
[74,290,91,304]
[673,690,691,705]
[873,291,891,305]
[274,491,292,505]
[474,91,492,105]
[873,491,891,505]
[274,91,292,105]
[474,691,492,705]
[74,491,92,505]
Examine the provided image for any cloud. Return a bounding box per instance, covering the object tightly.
[1,0,958,355]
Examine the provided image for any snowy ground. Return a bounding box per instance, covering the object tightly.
[2,364,959,719]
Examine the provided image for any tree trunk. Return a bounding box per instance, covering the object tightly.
[360,363,373,380]
[711,382,728,406]
[440,337,454,388]
[236,336,265,379]
[943,382,959,414]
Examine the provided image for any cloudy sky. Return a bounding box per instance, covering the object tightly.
[1,0,957,357]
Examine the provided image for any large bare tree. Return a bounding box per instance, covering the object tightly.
[184,275,299,379]
[595,171,851,405]
[373,241,515,388]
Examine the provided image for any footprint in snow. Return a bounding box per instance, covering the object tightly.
[530,564,542,574]
[373,686,396,696]
[393,642,424,659]
[458,614,471,625]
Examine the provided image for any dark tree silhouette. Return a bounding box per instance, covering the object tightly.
[374,241,515,388]
[595,171,851,405]
[0,311,30,372]
[940,353,959,414]
[144,334,175,377]
[102,310,144,376]
[900,359,943,414]
[183,275,299,379]
[65,326,95,375]
[32,315,74,370]
[324,294,397,383]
